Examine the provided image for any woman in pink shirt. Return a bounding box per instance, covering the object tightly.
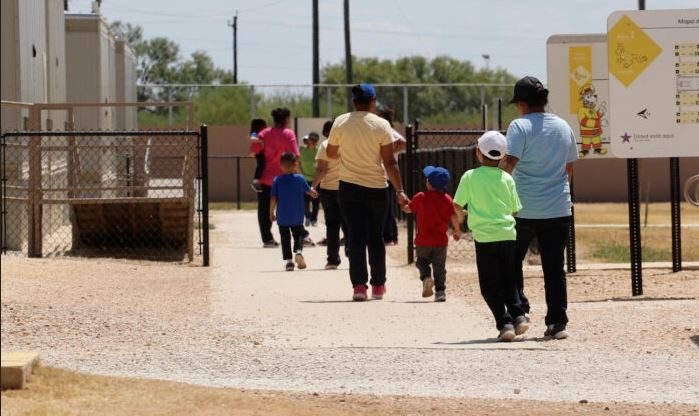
[256,108,300,247]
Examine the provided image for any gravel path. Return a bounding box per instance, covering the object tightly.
[2,210,698,406]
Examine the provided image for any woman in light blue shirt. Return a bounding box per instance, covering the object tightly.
[501,76,578,340]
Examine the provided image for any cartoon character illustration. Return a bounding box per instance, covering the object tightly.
[615,45,648,69]
[577,83,607,158]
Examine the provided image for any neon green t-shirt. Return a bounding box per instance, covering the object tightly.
[299,146,318,181]
[453,166,522,243]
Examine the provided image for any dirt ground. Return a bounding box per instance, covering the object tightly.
[443,264,699,354]
[2,366,697,416]
[2,210,699,415]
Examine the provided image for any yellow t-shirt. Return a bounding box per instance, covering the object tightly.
[328,111,393,189]
[315,139,341,191]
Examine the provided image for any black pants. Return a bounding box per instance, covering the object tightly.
[257,185,274,243]
[320,189,346,265]
[383,185,398,242]
[253,153,265,180]
[279,225,304,260]
[339,181,388,288]
[305,181,320,222]
[416,246,447,291]
[514,216,571,325]
[475,240,526,330]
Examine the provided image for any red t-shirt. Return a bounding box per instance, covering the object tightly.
[408,190,455,247]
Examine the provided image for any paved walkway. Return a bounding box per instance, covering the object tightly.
[202,211,698,404]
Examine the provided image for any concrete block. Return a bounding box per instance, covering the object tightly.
[1,351,40,390]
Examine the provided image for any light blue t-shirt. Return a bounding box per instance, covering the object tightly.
[506,112,578,219]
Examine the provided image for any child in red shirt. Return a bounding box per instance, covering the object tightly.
[403,166,461,302]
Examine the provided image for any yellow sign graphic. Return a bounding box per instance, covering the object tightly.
[608,15,662,87]
[569,46,592,114]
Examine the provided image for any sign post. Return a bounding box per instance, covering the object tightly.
[607,9,699,294]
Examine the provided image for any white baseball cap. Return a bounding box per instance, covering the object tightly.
[477,131,507,161]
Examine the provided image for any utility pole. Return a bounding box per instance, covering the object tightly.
[343,0,353,111]
[312,0,320,116]
[227,12,238,84]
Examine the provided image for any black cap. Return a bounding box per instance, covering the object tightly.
[509,76,546,104]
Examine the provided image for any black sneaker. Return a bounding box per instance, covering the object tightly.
[285,261,294,271]
[544,323,569,340]
[324,262,339,270]
[498,324,516,342]
[263,240,279,248]
[514,315,530,335]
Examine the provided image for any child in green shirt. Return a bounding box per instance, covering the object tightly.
[453,131,528,342]
[300,132,320,226]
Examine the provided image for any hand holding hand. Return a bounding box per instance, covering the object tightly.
[309,188,319,199]
[396,191,409,206]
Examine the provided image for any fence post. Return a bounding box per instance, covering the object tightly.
[326,87,333,118]
[403,86,409,126]
[566,179,577,273]
[167,87,173,126]
[627,158,642,295]
[670,157,682,272]
[405,123,414,264]
[479,84,485,112]
[497,98,503,131]
[1,134,6,253]
[201,125,210,267]
[236,156,241,210]
[481,104,488,130]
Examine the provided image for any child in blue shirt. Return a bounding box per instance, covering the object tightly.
[270,152,319,271]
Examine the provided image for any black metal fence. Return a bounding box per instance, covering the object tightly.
[1,128,210,265]
[403,120,577,272]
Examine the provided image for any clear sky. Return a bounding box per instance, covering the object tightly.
[70,0,697,85]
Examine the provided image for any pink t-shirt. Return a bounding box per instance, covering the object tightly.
[258,127,299,186]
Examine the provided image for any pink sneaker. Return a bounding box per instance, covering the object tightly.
[352,285,367,301]
[371,284,386,300]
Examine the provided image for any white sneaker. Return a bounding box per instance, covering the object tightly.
[422,278,434,298]
[295,253,306,269]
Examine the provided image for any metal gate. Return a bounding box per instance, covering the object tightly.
[1,127,210,265]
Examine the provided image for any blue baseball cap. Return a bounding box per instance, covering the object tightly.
[352,83,376,101]
[423,166,450,191]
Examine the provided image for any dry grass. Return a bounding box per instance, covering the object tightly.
[572,202,699,262]
[2,367,696,416]
[573,202,699,225]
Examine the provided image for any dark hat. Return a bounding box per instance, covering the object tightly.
[352,83,376,101]
[509,76,547,104]
[423,166,451,191]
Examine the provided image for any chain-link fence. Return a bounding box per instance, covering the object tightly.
[403,122,491,263]
[1,129,209,264]
[137,83,517,129]
[403,121,577,271]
